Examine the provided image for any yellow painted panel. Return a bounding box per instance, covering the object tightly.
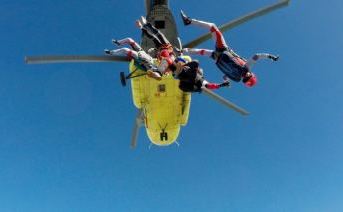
[129,60,147,109]
[180,92,191,126]
[129,57,192,146]
[146,127,180,146]
[144,74,181,145]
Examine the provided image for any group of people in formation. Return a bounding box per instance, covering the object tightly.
[104,11,279,93]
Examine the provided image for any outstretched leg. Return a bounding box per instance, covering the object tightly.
[105,47,161,80]
[112,37,142,51]
[181,11,228,51]
[137,17,171,48]
[143,23,170,46]
[136,18,163,48]
[142,27,164,47]
[106,48,139,60]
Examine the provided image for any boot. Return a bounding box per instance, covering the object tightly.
[219,80,230,88]
[104,49,111,55]
[180,10,192,26]
[112,39,121,46]
[269,55,279,61]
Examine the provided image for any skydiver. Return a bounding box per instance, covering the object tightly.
[136,17,229,92]
[136,17,176,73]
[168,59,230,93]
[180,11,279,87]
[104,37,162,80]
[136,16,174,55]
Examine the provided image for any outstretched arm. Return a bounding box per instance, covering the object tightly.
[203,79,230,90]
[245,53,279,68]
[183,48,214,57]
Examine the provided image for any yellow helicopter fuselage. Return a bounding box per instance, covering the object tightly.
[129,60,191,146]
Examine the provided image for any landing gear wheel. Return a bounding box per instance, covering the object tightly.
[120,72,126,87]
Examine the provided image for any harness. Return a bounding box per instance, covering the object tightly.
[177,61,204,93]
[215,51,248,82]
[133,59,148,71]
[134,51,156,72]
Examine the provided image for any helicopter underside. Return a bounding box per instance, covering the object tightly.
[129,60,191,146]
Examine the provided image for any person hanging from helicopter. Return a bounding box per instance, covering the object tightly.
[136,16,229,92]
[168,59,230,92]
[135,16,176,74]
[104,37,162,80]
[180,11,279,87]
[136,16,174,54]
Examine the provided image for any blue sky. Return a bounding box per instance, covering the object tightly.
[1,0,343,211]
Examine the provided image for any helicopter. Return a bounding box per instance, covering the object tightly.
[25,0,290,148]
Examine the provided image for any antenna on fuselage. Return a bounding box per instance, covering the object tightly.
[131,109,145,149]
[149,142,154,149]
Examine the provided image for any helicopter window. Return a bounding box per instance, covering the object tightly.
[158,84,166,92]
[154,20,165,29]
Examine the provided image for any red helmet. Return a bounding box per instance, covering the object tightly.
[243,73,257,87]
[159,49,170,59]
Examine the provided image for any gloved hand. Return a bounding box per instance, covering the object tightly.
[104,49,111,55]
[269,55,279,61]
[219,80,230,87]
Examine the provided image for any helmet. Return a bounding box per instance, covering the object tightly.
[159,49,174,67]
[243,73,257,87]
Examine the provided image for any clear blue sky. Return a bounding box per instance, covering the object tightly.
[1,0,343,211]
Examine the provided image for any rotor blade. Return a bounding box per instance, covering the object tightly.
[184,0,290,48]
[25,55,129,64]
[202,88,249,116]
[131,110,144,149]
